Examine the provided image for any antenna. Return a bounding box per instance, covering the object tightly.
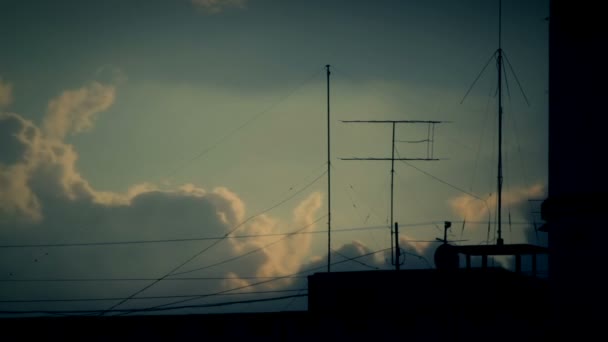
[462,0,527,246]
[497,0,504,245]
[341,120,445,269]
[326,64,332,272]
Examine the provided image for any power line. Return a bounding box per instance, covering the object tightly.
[169,216,326,277]
[116,248,391,316]
[99,169,327,315]
[0,289,307,304]
[0,276,308,283]
[0,224,392,249]
[0,220,531,251]
[0,294,308,315]
[331,248,379,270]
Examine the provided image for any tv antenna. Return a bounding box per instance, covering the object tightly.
[340,119,446,269]
[460,0,529,246]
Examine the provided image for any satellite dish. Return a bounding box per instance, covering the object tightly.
[434,243,459,270]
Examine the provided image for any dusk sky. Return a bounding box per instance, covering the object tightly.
[0,0,549,315]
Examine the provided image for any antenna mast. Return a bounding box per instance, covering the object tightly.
[341,120,445,269]
[497,0,504,246]
[326,64,332,271]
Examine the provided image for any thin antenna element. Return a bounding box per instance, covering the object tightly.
[461,0,529,246]
[341,120,445,268]
[497,0,504,245]
[326,64,332,272]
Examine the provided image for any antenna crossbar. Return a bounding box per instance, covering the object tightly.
[340,120,445,269]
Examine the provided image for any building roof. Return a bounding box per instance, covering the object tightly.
[452,243,548,256]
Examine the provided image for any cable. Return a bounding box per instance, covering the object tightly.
[0,222,438,249]
[460,51,499,104]
[0,289,307,304]
[400,249,432,269]
[503,52,530,106]
[116,248,391,316]
[331,163,386,225]
[163,68,323,180]
[469,84,495,196]
[100,169,327,315]
[0,276,308,283]
[395,149,485,202]
[169,216,326,277]
[331,248,379,270]
[396,139,430,144]
[281,289,305,311]
[0,294,308,315]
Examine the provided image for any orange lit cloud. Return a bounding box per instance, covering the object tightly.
[43,82,115,139]
[448,184,546,224]
[0,76,327,303]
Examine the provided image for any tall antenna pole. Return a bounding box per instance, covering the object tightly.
[395,222,401,271]
[326,64,332,271]
[390,122,396,264]
[497,0,504,246]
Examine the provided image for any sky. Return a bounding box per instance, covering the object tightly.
[0,0,549,316]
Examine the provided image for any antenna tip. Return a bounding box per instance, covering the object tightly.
[326,64,330,68]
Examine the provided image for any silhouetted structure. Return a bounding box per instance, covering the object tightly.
[308,268,548,341]
[543,0,607,338]
[5,1,603,340]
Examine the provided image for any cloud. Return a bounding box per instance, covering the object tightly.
[299,237,435,275]
[219,192,323,290]
[0,78,13,108]
[43,82,115,139]
[448,184,546,224]
[191,0,248,14]
[0,112,44,221]
[0,77,331,313]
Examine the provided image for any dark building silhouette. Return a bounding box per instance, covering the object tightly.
[2,0,602,340]
[543,0,607,338]
[308,268,548,341]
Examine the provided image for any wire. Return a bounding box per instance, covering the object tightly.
[396,139,430,144]
[0,276,307,283]
[331,163,386,225]
[331,248,379,270]
[0,222,447,249]
[502,58,512,101]
[99,169,327,315]
[281,289,305,311]
[0,289,307,304]
[0,294,308,315]
[400,249,432,269]
[460,51,499,104]
[163,68,323,180]
[469,84,495,196]
[395,149,485,202]
[116,248,391,316]
[502,52,530,106]
[169,216,326,277]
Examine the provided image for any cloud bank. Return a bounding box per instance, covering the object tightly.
[0,75,438,314]
[0,76,330,313]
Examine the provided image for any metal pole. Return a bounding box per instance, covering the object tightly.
[395,222,400,271]
[497,0,504,246]
[390,122,396,264]
[326,64,332,271]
